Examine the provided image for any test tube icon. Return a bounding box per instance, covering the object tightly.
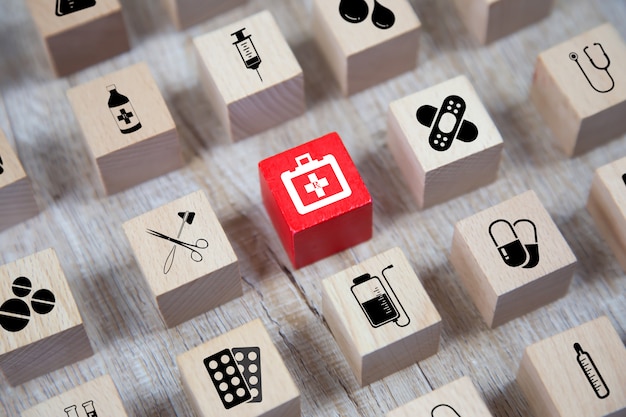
[231,28,262,81]
[574,343,610,399]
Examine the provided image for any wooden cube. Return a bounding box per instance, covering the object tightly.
[123,190,241,327]
[0,129,38,232]
[21,375,129,417]
[449,190,577,328]
[322,247,442,386]
[193,10,305,141]
[312,0,421,95]
[388,75,504,209]
[67,62,182,195]
[0,248,93,386]
[531,23,626,156]
[25,0,130,76]
[387,376,494,417]
[259,132,372,269]
[517,316,626,417]
[164,0,247,29]
[587,156,626,272]
[177,318,300,417]
[453,0,555,44]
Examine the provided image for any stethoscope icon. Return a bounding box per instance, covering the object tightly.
[569,43,615,93]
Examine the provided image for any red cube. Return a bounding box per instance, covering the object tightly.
[259,132,373,268]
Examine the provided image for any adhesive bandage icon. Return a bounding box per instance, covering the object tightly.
[574,343,609,399]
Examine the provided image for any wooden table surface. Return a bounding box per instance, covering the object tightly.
[1,0,625,416]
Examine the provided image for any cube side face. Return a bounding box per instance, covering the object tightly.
[452,0,489,44]
[485,0,554,44]
[576,100,626,156]
[312,1,348,93]
[0,178,39,233]
[0,129,27,188]
[168,0,247,29]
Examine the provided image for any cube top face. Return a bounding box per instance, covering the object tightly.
[322,247,441,356]
[387,377,493,417]
[455,190,576,296]
[193,10,303,104]
[595,156,626,216]
[0,248,82,355]
[389,75,503,173]
[522,316,626,417]
[21,375,128,417]
[177,318,300,417]
[26,0,121,37]
[66,62,175,159]
[313,0,420,56]
[0,129,27,189]
[123,190,237,297]
[539,24,626,118]
[259,132,371,232]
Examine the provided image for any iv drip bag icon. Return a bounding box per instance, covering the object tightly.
[232,28,263,81]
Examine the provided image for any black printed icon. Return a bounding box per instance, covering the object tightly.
[431,404,461,417]
[64,400,99,417]
[339,0,395,30]
[574,343,610,399]
[107,84,142,134]
[0,277,56,332]
[569,43,614,93]
[0,154,4,175]
[204,347,262,410]
[232,29,263,82]
[56,0,96,16]
[417,95,478,152]
[351,265,410,328]
[622,173,626,186]
[489,219,539,269]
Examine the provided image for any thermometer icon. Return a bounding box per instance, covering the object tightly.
[574,343,609,399]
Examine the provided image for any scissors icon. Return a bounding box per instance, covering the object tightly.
[569,42,615,93]
[146,229,209,274]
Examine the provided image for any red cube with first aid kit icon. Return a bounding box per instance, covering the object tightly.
[259,132,372,268]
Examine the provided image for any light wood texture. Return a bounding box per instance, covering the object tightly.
[312,0,421,95]
[450,190,577,328]
[453,0,555,45]
[0,128,38,232]
[193,10,305,141]
[163,0,248,29]
[24,0,130,76]
[0,0,625,416]
[0,249,92,386]
[67,62,182,195]
[587,156,626,273]
[123,190,241,328]
[388,75,504,209]
[531,23,626,156]
[322,247,441,386]
[387,376,493,416]
[21,374,129,417]
[177,318,300,417]
[516,316,626,417]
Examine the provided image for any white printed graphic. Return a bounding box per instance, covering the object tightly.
[281,153,352,215]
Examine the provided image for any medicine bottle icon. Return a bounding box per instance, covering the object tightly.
[106,84,142,134]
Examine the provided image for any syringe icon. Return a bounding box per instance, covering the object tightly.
[574,343,610,399]
[232,28,262,82]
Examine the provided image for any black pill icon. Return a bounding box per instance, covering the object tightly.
[12,277,32,297]
[31,289,55,315]
[0,298,31,332]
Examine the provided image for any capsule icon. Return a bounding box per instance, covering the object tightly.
[489,219,528,267]
[513,219,539,269]
[431,404,461,417]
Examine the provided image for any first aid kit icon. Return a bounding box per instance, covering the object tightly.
[281,153,352,215]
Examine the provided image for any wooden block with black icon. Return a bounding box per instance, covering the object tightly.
[0,128,39,232]
[387,75,504,209]
[312,0,421,95]
[25,0,130,76]
[21,375,130,417]
[449,190,577,328]
[453,0,555,44]
[587,156,626,273]
[123,190,241,328]
[531,23,626,156]
[193,10,305,141]
[517,316,626,417]
[322,247,442,386]
[387,376,494,417]
[177,318,300,417]
[164,0,248,29]
[67,62,182,195]
[0,249,93,386]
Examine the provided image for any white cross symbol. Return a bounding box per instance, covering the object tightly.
[304,173,329,198]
